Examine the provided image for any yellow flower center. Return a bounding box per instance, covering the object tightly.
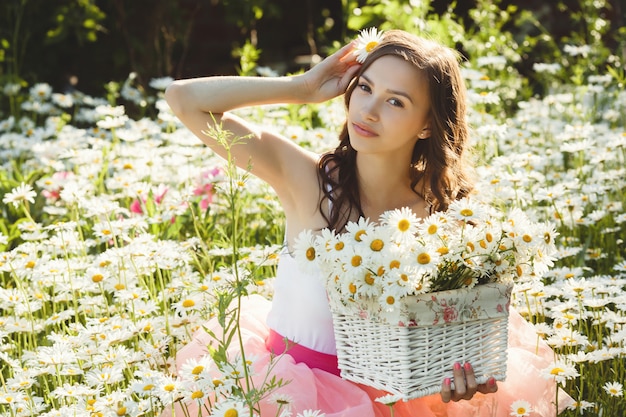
[351,255,362,267]
[516,407,527,415]
[427,224,438,234]
[335,241,345,251]
[550,367,564,375]
[386,295,395,305]
[417,253,431,265]
[191,390,204,399]
[182,299,195,308]
[355,230,366,242]
[349,283,357,294]
[460,208,473,217]
[192,365,204,375]
[397,219,410,232]
[364,272,375,285]
[544,232,552,244]
[306,247,316,261]
[365,41,378,52]
[92,274,104,283]
[224,409,238,417]
[389,260,400,269]
[523,234,532,243]
[164,384,175,392]
[437,247,449,255]
[370,239,384,251]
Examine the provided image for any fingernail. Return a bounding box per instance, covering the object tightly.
[487,377,496,386]
[464,362,472,371]
[444,377,451,387]
[453,362,461,370]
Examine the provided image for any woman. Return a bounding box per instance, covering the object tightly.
[162,29,569,416]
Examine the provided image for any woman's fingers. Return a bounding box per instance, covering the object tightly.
[440,377,453,403]
[478,377,499,394]
[440,363,496,403]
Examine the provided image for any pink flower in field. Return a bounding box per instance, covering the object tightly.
[39,171,74,202]
[130,184,169,214]
[193,167,221,211]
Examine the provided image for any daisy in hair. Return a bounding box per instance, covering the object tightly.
[352,27,385,63]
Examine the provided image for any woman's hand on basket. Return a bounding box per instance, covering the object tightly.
[440,362,498,403]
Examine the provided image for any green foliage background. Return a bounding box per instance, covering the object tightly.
[0,0,624,102]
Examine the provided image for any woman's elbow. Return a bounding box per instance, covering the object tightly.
[164,81,185,116]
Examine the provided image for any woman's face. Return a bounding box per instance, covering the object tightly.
[347,55,431,158]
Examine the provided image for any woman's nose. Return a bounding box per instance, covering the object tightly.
[361,99,379,121]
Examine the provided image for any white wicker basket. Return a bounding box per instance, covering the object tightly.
[329,282,512,401]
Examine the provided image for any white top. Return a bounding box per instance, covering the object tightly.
[266,248,337,354]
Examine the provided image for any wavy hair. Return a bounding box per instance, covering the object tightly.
[318,30,475,231]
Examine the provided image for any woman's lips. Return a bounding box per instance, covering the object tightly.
[352,122,377,137]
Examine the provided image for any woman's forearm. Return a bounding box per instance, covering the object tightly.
[165,74,312,117]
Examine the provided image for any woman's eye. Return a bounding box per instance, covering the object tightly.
[389,98,404,108]
[357,83,371,92]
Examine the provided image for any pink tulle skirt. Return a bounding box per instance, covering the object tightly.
[161,295,573,417]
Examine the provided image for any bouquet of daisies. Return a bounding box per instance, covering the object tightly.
[294,198,558,324]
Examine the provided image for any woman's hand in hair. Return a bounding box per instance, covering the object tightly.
[297,42,362,104]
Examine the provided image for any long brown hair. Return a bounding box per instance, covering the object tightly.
[318,30,475,231]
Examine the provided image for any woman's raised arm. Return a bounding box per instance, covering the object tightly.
[163,42,361,189]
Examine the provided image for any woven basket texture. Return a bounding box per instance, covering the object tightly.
[330,283,511,401]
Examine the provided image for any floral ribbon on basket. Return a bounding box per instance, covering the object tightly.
[328,282,513,327]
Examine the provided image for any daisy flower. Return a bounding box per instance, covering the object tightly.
[297,410,326,417]
[293,229,320,274]
[352,27,385,63]
[603,381,624,397]
[408,243,440,275]
[345,216,376,244]
[269,392,294,411]
[2,182,37,208]
[540,360,579,383]
[211,398,250,417]
[509,399,533,416]
[418,212,449,241]
[374,393,402,406]
[380,206,421,242]
[447,197,488,223]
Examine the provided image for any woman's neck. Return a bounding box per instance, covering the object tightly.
[355,155,424,220]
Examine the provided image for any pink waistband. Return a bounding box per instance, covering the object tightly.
[266,329,340,376]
